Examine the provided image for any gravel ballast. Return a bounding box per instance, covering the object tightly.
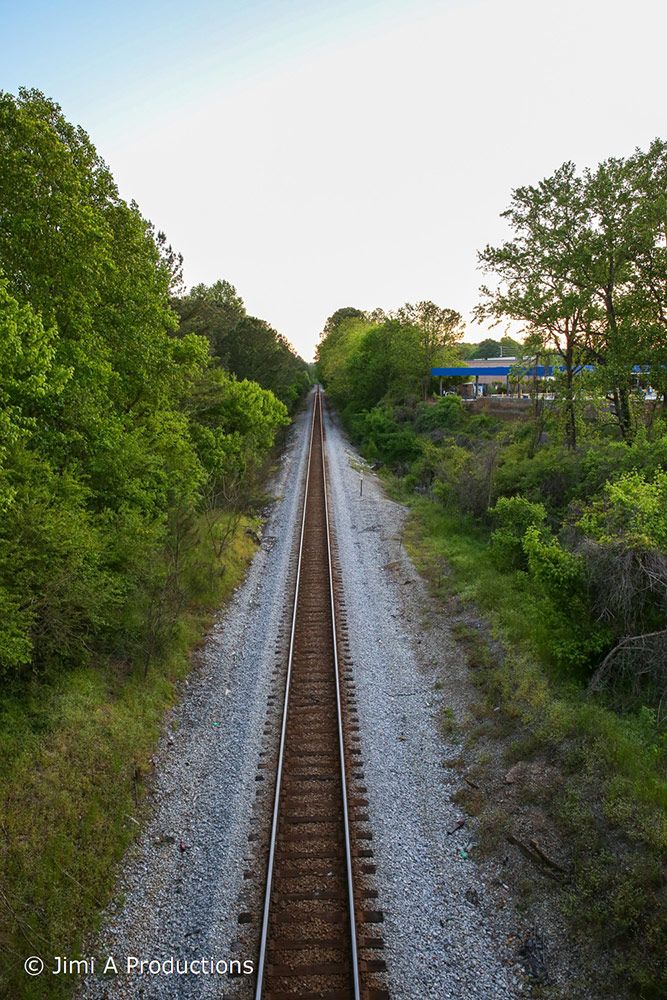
[77,392,577,1000]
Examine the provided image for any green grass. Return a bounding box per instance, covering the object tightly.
[0,512,260,1000]
[399,490,667,998]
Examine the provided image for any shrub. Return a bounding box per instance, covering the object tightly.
[465,412,500,436]
[489,495,548,570]
[494,442,583,513]
[573,472,667,706]
[408,442,446,489]
[577,470,667,550]
[522,526,612,674]
[414,395,464,433]
[361,406,422,467]
[433,440,499,518]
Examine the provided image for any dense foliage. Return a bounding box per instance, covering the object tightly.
[462,336,522,359]
[316,301,466,415]
[0,88,297,684]
[173,279,310,413]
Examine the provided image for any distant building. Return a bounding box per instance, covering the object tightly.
[466,356,518,394]
[433,357,550,397]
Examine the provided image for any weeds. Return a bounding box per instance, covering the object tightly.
[404,493,667,997]
[441,705,456,734]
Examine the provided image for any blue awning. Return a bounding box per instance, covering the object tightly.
[432,365,598,377]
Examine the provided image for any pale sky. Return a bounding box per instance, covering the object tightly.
[4,0,667,360]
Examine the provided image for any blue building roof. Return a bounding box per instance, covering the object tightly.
[432,365,606,377]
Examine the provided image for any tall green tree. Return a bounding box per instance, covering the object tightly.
[476,162,596,448]
[344,318,422,410]
[0,87,204,491]
[478,143,667,446]
[173,280,246,366]
[315,309,371,404]
[0,91,292,681]
[580,154,647,440]
[622,138,667,404]
[396,301,464,398]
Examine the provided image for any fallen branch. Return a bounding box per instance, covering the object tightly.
[0,887,48,949]
[506,834,566,880]
[589,628,667,692]
[529,838,567,874]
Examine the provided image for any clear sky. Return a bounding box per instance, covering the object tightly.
[4,0,667,360]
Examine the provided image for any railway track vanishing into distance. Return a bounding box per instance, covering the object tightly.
[250,389,389,1000]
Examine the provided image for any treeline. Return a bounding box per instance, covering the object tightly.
[0,88,307,685]
[173,279,309,413]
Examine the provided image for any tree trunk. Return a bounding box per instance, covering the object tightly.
[614,385,634,442]
[564,350,576,450]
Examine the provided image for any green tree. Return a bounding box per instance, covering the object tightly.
[173,280,246,366]
[0,91,294,681]
[464,338,502,359]
[477,145,667,447]
[321,306,365,337]
[0,87,206,493]
[476,162,594,449]
[344,318,422,411]
[396,300,464,398]
[173,283,308,412]
[620,139,667,407]
[315,310,371,404]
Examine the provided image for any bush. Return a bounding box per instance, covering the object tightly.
[577,437,667,503]
[359,406,423,467]
[494,442,584,513]
[433,440,499,518]
[406,442,446,490]
[0,450,118,679]
[489,495,548,570]
[414,395,464,433]
[465,412,500,436]
[577,470,667,550]
[572,471,667,705]
[522,526,612,673]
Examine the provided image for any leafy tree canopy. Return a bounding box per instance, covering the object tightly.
[476,142,667,445]
[173,282,309,412]
[464,336,523,359]
[0,90,294,681]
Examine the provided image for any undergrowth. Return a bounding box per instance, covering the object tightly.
[0,512,260,1000]
[397,489,667,999]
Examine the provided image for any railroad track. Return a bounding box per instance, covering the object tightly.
[252,389,388,1000]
